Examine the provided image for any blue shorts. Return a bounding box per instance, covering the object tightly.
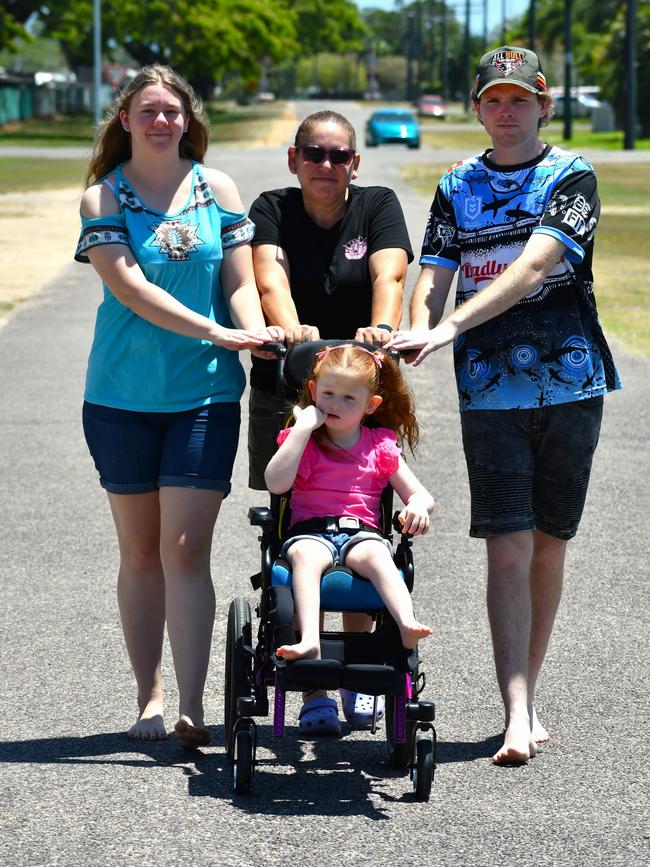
[281,530,392,567]
[82,401,241,495]
[460,397,603,540]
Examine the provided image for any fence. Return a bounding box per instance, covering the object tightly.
[0,79,109,125]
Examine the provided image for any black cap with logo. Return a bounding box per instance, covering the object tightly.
[475,45,547,98]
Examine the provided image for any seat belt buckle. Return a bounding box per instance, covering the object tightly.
[338,516,362,531]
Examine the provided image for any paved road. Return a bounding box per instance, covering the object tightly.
[1,102,648,866]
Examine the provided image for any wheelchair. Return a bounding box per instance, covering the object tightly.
[224,339,436,800]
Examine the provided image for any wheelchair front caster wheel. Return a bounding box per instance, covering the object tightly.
[233,729,254,795]
[412,733,434,802]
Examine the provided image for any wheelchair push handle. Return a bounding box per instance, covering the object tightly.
[260,341,287,359]
[260,337,410,365]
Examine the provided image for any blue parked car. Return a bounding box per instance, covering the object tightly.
[365,109,421,149]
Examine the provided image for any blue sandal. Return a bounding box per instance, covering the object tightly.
[339,689,385,728]
[298,696,341,737]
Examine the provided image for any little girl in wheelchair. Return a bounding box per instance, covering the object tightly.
[264,342,434,660]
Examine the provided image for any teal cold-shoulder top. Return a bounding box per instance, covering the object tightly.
[75,161,255,412]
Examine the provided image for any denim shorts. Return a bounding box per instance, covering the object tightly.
[82,400,241,495]
[460,397,604,541]
[281,530,392,567]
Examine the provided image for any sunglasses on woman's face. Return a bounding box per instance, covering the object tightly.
[299,145,356,166]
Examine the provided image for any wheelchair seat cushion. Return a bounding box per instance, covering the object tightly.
[271,560,406,612]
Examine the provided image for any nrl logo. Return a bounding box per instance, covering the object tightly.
[464,196,482,221]
[492,50,525,78]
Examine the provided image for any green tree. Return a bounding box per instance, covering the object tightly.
[592,2,650,135]
[361,7,405,56]
[375,54,407,97]
[115,0,298,98]
[362,1,471,99]
[296,52,366,93]
[0,31,67,74]
[291,0,366,55]
[28,0,298,98]
[0,1,36,53]
[508,0,648,133]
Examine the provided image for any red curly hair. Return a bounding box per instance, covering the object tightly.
[296,343,420,453]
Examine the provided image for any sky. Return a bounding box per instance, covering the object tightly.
[357,0,531,39]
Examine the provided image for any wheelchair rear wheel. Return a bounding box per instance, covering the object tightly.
[224,597,253,760]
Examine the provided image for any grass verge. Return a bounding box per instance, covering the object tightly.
[400,161,650,358]
[207,101,290,142]
[0,157,86,192]
[0,102,291,193]
[0,102,289,148]
[0,115,94,147]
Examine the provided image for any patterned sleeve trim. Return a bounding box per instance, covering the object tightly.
[74,221,129,263]
[419,254,458,270]
[221,217,255,249]
[532,225,585,263]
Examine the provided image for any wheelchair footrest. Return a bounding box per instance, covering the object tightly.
[275,659,405,695]
[341,664,404,695]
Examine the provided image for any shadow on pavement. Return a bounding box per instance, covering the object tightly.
[0,726,505,815]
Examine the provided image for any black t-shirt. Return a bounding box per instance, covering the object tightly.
[249,184,413,391]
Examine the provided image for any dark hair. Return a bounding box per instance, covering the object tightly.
[294,110,357,151]
[84,64,209,187]
[296,343,419,453]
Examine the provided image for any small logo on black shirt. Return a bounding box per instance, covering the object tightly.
[343,236,368,260]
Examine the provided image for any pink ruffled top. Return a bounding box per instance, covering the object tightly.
[277,426,401,529]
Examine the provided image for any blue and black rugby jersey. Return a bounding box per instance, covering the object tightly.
[420,144,620,411]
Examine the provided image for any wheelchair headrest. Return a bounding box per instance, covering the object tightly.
[283,339,384,393]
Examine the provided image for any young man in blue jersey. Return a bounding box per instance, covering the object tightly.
[388,46,620,764]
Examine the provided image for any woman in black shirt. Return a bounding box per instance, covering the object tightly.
[248,110,413,487]
[247,110,413,734]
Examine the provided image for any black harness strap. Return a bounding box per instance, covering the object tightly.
[288,516,380,536]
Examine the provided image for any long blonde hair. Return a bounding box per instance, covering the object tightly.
[84,65,209,187]
[297,344,420,453]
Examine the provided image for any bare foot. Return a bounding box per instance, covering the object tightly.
[174,716,211,750]
[493,716,538,765]
[276,641,320,661]
[531,707,550,744]
[127,699,167,741]
[399,621,433,650]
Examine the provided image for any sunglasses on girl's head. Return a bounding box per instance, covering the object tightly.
[299,145,356,166]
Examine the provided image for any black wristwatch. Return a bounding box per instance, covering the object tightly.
[375,323,393,333]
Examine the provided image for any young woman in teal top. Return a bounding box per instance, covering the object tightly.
[76,65,281,748]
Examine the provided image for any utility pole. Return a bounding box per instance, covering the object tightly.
[406,12,416,102]
[463,0,471,112]
[428,13,436,91]
[440,1,448,100]
[624,0,637,149]
[483,0,488,49]
[563,0,573,141]
[415,2,423,95]
[529,0,536,52]
[93,0,102,128]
